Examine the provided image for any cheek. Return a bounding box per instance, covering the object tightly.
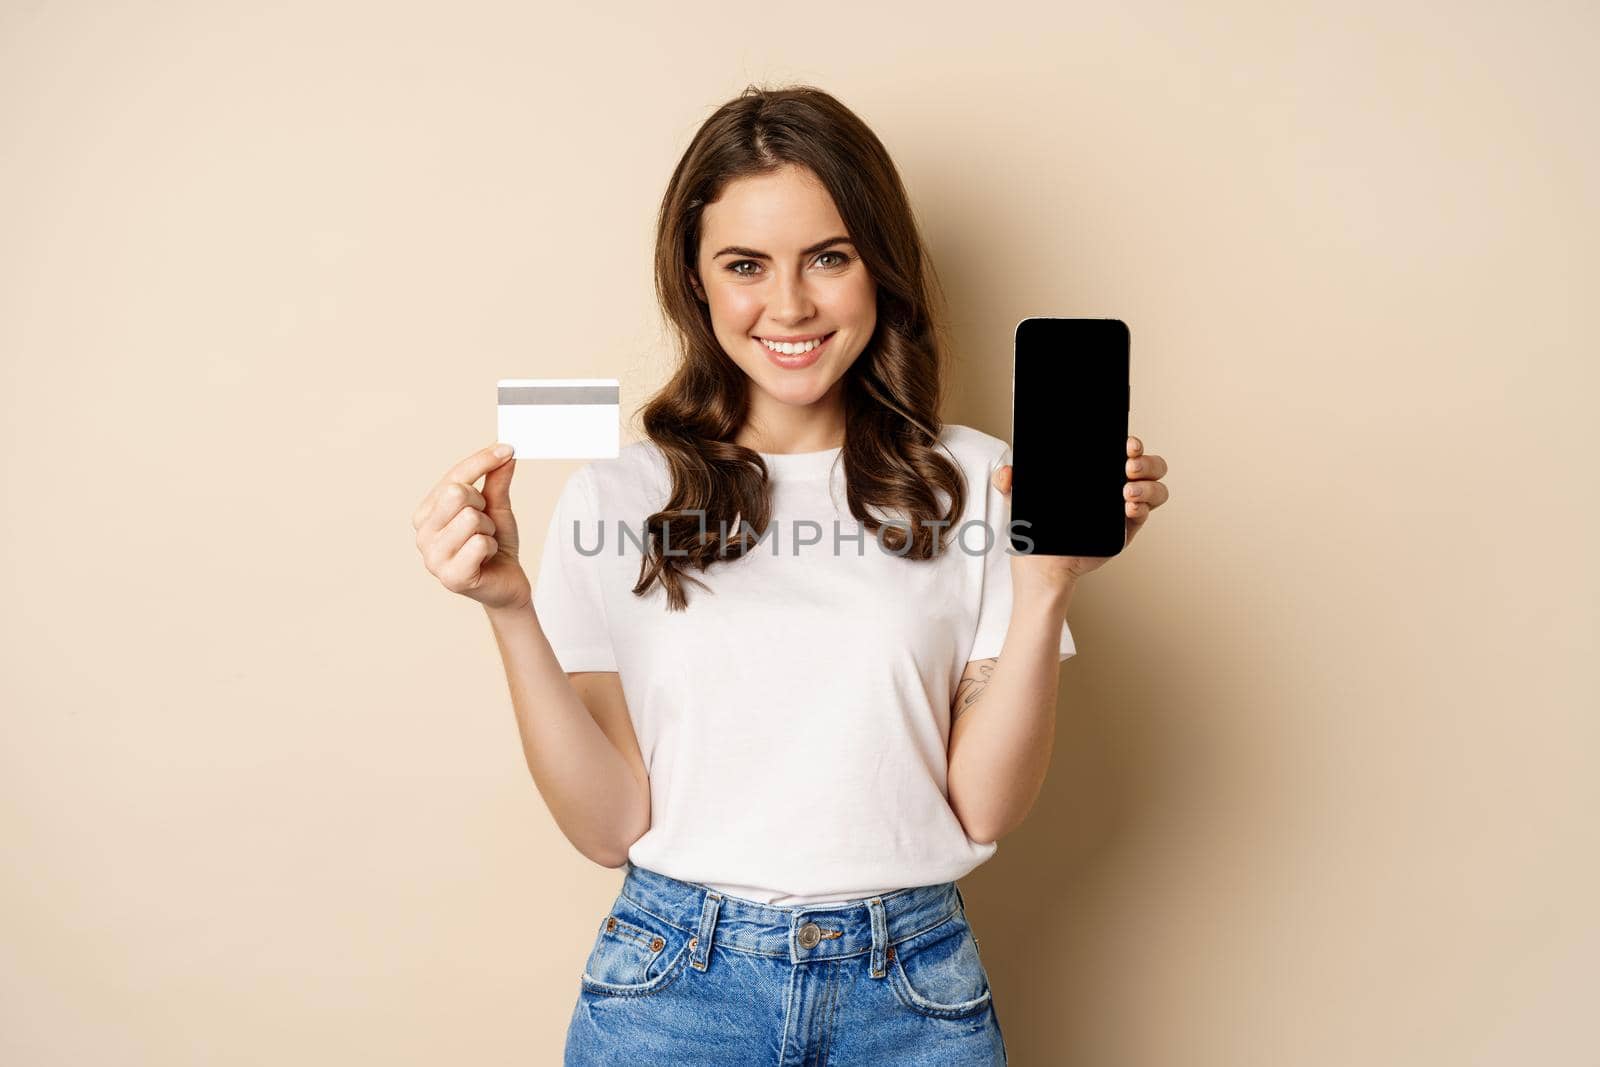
[838,275,877,322]
[709,284,762,327]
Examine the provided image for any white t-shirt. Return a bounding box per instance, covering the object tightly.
[531,422,1075,905]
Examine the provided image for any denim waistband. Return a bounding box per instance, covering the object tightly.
[617,861,968,974]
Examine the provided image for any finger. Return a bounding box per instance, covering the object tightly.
[1123,480,1169,507]
[1125,500,1149,521]
[991,464,1012,494]
[426,506,495,570]
[1126,453,1167,479]
[419,480,489,538]
[1127,435,1142,457]
[411,443,513,529]
[442,533,499,591]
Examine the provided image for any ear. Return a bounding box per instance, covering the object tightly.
[688,270,707,303]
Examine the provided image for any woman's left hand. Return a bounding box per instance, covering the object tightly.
[995,434,1169,593]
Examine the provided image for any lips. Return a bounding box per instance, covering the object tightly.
[755,330,836,348]
[756,330,834,369]
[756,331,834,345]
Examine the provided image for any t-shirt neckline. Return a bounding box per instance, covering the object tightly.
[755,444,843,480]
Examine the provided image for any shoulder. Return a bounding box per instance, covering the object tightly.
[570,438,671,512]
[935,422,1010,474]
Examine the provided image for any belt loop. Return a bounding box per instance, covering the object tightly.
[690,890,722,971]
[867,897,888,979]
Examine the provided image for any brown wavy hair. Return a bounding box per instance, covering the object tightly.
[632,84,965,610]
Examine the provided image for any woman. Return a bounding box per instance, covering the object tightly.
[412,84,1169,1065]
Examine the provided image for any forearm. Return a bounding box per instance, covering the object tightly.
[483,602,647,866]
[946,582,1076,844]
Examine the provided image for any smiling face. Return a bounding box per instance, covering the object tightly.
[690,164,877,451]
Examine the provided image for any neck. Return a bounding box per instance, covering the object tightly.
[736,393,847,454]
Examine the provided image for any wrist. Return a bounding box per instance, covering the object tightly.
[484,598,535,627]
[1014,580,1075,619]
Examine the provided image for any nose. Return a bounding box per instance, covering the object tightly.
[768,266,816,325]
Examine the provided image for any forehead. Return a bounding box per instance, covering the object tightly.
[699,166,847,250]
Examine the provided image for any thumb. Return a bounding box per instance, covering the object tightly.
[991,464,1012,495]
[481,454,516,515]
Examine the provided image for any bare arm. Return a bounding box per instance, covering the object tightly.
[945,581,1075,844]
[484,601,649,867]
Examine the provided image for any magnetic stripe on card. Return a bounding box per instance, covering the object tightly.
[496,385,619,405]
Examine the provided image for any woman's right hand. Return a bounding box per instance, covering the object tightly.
[412,443,531,612]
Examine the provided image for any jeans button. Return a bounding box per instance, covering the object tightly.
[797,922,821,949]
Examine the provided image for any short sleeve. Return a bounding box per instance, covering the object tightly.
[965,444,1077,663]
[532,465,619,673]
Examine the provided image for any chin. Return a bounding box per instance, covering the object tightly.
[759,379,835,407]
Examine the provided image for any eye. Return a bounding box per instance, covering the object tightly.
[723,251,854,278]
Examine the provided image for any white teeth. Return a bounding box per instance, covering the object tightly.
[759,335,826,355]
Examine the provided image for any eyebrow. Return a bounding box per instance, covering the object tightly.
[712,236,854,259]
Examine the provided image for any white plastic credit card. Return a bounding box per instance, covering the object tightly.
[495,378,619,459]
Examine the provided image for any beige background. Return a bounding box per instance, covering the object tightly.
[2,1,1595,1064]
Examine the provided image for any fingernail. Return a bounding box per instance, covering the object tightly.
[493,443,513,458]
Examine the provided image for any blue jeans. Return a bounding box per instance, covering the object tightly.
[564,860,1007,1065]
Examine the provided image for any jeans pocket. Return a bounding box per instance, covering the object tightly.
[579,895,694,998]
[886,912,994,1020]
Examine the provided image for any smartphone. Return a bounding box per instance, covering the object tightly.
[1008,318,1130,558]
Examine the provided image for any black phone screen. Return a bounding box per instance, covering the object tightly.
[1008,318,1130,558]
